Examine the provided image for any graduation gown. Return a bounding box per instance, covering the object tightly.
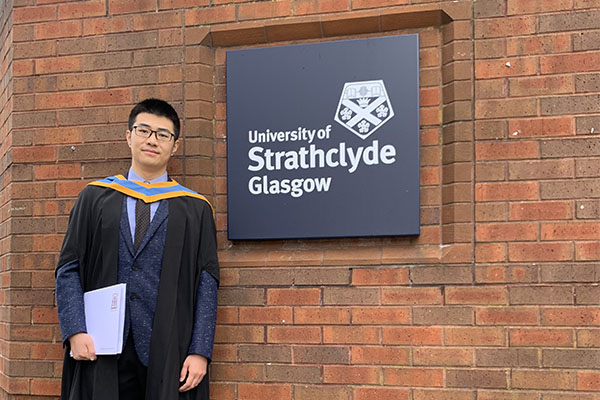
[56,184,219,400]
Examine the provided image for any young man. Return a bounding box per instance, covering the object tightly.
[56,99,219,400]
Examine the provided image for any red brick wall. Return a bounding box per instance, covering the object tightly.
[0,0,599,399]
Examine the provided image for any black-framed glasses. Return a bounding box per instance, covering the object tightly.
[132,125,175,142]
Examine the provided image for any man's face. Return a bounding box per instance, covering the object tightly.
[126,112,180,175]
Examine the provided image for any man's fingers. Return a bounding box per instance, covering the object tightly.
[180,362,189,382]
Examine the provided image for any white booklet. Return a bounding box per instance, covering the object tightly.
[82,283,127,355]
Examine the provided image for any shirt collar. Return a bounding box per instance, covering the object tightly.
[127,167,168,184]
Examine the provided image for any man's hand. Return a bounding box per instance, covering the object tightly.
[179,354,208,392]
[69,333,97,361]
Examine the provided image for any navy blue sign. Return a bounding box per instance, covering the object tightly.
[226,34,420,240]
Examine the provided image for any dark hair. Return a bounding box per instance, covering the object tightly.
[128,98,181,140]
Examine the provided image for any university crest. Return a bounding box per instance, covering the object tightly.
[334,80,395,140]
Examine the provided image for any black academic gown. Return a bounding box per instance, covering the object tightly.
[56,185,219,400]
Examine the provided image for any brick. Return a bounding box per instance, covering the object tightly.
[540,10,600,33]
[576,73,600,94]
[476,182,538,201]
[57,36,106,56]
[133,11,181,31]
[410,266,472,285]
[238,384,291,400]
[58,1,106,19]
[512,370,576,390]
[84,88,132,106]
[413,307,473,325]
[238,0,291,20]
[510,328,573,347]
[324,365,378,384]
[508,0,572,14]
[323,326,379,344]
[218,288,264,306]
[475,120,507,140]
[541,263,596,283]
[445,327,505,346]
[13,5,57,23]
[474,0,504,18]
[352,307,410,325]
[446,286,508,305]
[294,268,350,285]
[509,117,574,138]
[109,0,156,14]
[133,48,182,67]
[36,92,84,110]
[160,0,209,8]
[475,79,506,99]
[214,325,263,343]
[542,94,600,116]
[13,41,56,60]
[35,55,82,74]
[477,306,540,325]
[542,137,600,157]
[413,390,475,400]
[574,30,600,51]
[83,15,133,35]
[510,286,574,305]
[547,219,600,239]
[354,387,410,400]
[265,364,320,384]
[35,20,82,40]
[267,326,321,344]
[382,287,442,305]
[351,267,408,285]
[475,38,505,59]
[507,34,572,56]
[322,287,378,305]
[107,68,159,88]
[447,369,507,389]
[238,307,291,325]
[475,243,506,263]
[106,32,157,51]
[414,347,473,367]
[510,242,573,262]
[474,16,536,39]
[57,72,105,90]
[476,348,538,367]
[478,222,539,242]
[543,178,600,199]
[578,329,600,348]
[578,371,600,391]
[576,242,600,261]
[477,141,538,161]
[543,348,600,368]
[542,307,600,326]
[294,345,349,364]
[266,288,319,306]
[385,367,444,387]
[211,363,265,382]
[351,345,409,365]
[185,6,235,25]
[294,385,351,400]
[476,163,506,182]
[476,58,537,79]
[81,52,132,71]
[476,98,537,119]
[577,160,600,178]
[294,307,350,324]
[509,160,574,181]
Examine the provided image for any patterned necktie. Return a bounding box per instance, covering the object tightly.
[134,198,150,251]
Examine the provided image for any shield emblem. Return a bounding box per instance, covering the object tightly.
[334,80,395,140]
